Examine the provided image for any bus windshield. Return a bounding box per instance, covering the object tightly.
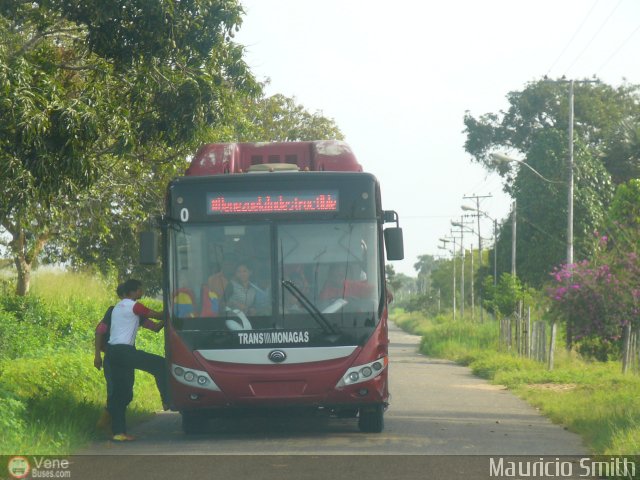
[168,220,381,347]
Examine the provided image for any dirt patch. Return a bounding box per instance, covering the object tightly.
[527,383,577,392]
[452,383,507,391]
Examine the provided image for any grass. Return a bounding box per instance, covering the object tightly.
[30,269,115,306]
[393,308,640,456]
[0,270,165,455]
[0,356,161,454]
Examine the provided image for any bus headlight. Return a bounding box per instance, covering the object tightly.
[336,356,387,388]
[171,363,220,391]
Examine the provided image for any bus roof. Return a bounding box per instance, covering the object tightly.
[186,140,362,176]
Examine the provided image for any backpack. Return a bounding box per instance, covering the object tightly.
[99,305,145,349]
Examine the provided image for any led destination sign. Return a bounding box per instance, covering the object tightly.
[207,191,339,215]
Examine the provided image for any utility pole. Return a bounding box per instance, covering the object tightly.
[567,79,574,267]
[463,194,492,322]
[543,76,597,266]
[470,242,474,322]
[451,217,473,320]
[438,238,456,321]
[511,200,517,279]
[493,219,498,287]
[452,242,456,321]
[544,76,598,361]
[460,231,464,319]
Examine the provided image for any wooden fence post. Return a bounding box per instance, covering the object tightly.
[622,323,632,374]
[548,321,556,371]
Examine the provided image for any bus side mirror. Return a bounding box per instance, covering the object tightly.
[384,227,404,261]
[140,231,159,265]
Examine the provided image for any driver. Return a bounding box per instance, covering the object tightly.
[225,263,258,315]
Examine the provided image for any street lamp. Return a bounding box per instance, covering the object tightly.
[490,153,564,185]
[490,152,571,267]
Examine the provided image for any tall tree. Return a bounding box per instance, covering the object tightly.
[430,257,455,310]
[239,93,344,142]
[0,0,257,294]
[413,254,436,294]
[49,92,345,288]
[463,79,640,286]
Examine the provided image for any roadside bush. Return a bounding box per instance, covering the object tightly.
[0,387,27,448]
[0,302,54,361]
[482,273,533,319]
[420,318,498,359]
[0,293,110,361]
[548,254,639,361]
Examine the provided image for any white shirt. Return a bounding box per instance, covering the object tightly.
[109,299,141,346]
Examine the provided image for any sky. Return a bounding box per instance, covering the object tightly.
[234,0,640,277]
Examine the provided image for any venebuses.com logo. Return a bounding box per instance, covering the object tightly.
[7,457,30,479]
[6,456,71,479]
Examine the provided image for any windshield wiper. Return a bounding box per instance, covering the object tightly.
[281,280,339,335]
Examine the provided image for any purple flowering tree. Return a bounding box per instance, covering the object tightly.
[548,239,640,361]
[548,178,640,363]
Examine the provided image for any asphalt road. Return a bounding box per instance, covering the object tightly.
[71,322,590,479]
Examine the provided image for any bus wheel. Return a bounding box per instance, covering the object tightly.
[358,404,384,433]
[181,411,209,434]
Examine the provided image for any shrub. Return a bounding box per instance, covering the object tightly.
[0,387,27,448]
[483,273,533,319]
[548,254,639,361]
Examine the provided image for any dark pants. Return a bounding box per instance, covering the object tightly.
[102,355,117,410]
[106,344,168,435]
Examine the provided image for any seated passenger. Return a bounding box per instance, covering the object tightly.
[208,259,232,294]
[320,264,374,300]
[319,264,346,300]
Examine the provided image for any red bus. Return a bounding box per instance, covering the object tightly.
[141,140,404,433]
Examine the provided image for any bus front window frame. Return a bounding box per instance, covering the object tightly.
[166,219,382,339]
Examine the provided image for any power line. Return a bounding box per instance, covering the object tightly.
[564,0,624,76]
[546,0,600,77]
[595,21,640,74]
[403,215,459,219]
[464,166,505,195]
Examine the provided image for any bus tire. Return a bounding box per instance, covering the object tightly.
[181,410,209,434]
[358,404,384,433]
